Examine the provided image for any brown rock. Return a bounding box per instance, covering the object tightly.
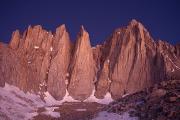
[68,26,95,101]
[175,44,180,57]
[95,60,111,99]
[0,42,6,87]
[95,19,166,99]
[169,96,177,102]
[0,19,179,102]
[157,40,180,80]
[47,25,72,100]
[150,89,166,98]
[9,30,21,49]
[0,25,54,94]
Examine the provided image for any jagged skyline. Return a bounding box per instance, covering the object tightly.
[0,0,180,45]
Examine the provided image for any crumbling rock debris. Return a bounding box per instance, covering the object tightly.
[104,80,180,120]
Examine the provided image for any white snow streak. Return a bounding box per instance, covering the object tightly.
[34,46,39,49]
[41,107,60,118]
[122,93,129,98]
[92,111,138,120]
[167,56,180,70]
[84,88,114,105]
[75,108,87,112]
[44,89,79,106]
[50,47,53,51]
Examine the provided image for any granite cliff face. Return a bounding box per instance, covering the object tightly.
[68,26,96,101]
[47,25,72,100]
[0,19,179,101]
[95,20,166,99]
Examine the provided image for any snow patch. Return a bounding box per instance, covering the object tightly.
[0,83,45,120]
[44,92,62,106]
[60,89,80,103]
[39,81,47,87]
[44,89,79,106]
[75,108,87,112]
[41,107,60,118]
[0,83,61,119]
[34,46,39,49]
[122,93,129,98]
[107,78,112,83]
[65,79,69,85]
[84,88,114,105]
[66,73,70,77]
[50,47,53,51]
[92,111,138,120]
[41,111,60,118]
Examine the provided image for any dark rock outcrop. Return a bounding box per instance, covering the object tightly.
[105,80,180,120]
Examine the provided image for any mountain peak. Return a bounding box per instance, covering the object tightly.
[1,20,179,105]
[80,25,87,35]
[56,24,67,34]
[129,19,139,25]
[9,30,20,49]
[128,19,146,30]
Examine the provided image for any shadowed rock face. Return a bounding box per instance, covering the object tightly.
[175,44,180,57]
[0,19,179,100]
[0,43,6,87]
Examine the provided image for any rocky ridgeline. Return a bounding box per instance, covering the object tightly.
[0,19,180,101]
[104,79,180,120]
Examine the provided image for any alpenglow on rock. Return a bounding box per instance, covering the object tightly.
[68,26,96,101]
[47,25,72,100]
[0,19,179,101]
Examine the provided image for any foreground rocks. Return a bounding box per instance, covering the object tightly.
[0,19,180,101]
[33,102,105,120]
[105,79,180,120]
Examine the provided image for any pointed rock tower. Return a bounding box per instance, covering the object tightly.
[68,26,96,101]
[47,25,72,100]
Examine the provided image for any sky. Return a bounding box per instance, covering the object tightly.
[0,0,179,46]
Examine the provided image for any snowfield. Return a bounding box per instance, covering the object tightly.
[0,83,60,120]
[0,83,138,120]
[44,89,80,106]
[84,88,114,104]
[92,111,138,120]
